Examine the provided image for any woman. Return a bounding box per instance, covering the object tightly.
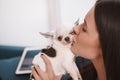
[32,0,120,80]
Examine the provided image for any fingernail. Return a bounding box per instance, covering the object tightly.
[35,64,38,67]
[40,54,43,58]
[41,54,44,57]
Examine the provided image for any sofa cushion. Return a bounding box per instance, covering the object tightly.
[0,46,24,59]
[0,57,29,80]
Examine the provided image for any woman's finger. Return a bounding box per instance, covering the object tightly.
[34,65,48,80]
[32,66,41,80]
[41,54,55,76]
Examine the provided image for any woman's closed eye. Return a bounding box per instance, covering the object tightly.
[81,21,87,32]
[70,30,76,35]
[82,27,87,32]
[81,19,87,32]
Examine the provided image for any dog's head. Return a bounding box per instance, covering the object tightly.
[39,26,74,47]
[39,19,79,47]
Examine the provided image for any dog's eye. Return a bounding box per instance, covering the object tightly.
[57,36,62,41]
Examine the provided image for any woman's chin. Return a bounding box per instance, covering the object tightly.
[70,47,73,52]
[70,47,76,54]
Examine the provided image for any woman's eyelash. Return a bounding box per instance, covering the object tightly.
[82,27,86,32]
[82,20,87,32]
[70,31,76,35]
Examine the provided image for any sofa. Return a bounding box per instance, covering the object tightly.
[0,45,29,80]
[0,45,90,80]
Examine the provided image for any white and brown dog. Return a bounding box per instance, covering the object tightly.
[31,22,82,80]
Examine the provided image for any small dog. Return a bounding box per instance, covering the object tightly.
[31,21,82,80]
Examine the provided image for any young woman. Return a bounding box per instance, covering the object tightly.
[32,0,120,80]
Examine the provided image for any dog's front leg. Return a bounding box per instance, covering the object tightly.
[63,62,82,80]
[73,62,82,80]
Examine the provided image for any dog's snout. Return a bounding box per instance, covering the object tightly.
[65,37,70,42]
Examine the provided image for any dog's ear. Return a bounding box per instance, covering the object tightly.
[39,31,55,39]
[74,18,79,26]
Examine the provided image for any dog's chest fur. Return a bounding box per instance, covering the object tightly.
[32,45,75,75]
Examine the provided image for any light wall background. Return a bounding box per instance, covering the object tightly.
[0,0,96,47]
[60,0,96,25]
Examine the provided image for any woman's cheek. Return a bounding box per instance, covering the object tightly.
[73,37,91,58]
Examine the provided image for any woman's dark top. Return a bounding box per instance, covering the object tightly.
[61,56,97,80]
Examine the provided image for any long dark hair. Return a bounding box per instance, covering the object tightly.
[95,0,120,80]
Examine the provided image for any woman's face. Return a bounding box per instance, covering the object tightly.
[71,7,102,59]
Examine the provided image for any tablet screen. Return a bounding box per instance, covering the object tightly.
[15,47,40,75]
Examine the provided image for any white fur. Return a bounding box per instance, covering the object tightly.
[32,26,82,80]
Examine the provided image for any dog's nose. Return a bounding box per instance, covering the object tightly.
[65,37,70,42]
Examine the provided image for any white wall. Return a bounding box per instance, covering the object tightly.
[59,0,96,26]
[0,0,96,47]
[0,0,50,47]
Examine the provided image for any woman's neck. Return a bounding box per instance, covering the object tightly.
[91,55,107,80]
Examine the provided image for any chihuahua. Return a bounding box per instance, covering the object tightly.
[31,20,82,80]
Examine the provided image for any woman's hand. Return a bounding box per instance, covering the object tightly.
[32,54,62,80]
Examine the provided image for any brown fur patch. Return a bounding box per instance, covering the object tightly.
[41,47,56,57]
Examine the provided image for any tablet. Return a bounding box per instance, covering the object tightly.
[15,47,41,75]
